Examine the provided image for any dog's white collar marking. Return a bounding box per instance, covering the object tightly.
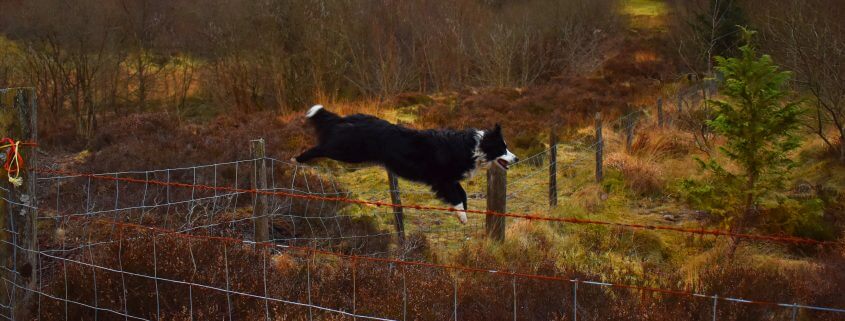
[454,203,468,224]
[306,105,324,118]
[464,130,487,179]
[472,130,486,162]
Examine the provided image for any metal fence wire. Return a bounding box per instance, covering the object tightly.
[0,152,840,320]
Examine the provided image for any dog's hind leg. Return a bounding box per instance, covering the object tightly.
[293,146,326,163]
[432,182,468,224]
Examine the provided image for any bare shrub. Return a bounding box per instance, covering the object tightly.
[747,0,845,163]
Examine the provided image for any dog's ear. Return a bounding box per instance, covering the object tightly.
[493,123,501,133]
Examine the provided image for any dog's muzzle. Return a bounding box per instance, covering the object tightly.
[495,150,518,170]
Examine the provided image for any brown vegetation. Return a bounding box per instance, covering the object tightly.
[35,225,845,321]
[606,152,665,196]
[0,0,619,146]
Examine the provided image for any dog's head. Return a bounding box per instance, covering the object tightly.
[479,124,518,170]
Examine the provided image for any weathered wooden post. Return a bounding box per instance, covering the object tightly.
[387,171,405,244]
[595,112,603,182]
[657,97,664,127]
[250,138,270,243]
[677,92,684,113]
[549,127,557,208]
[624,112,635,153]
[0,87,38,320]
[486,164,506,241]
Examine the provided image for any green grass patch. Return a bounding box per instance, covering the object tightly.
[621,0,667,17]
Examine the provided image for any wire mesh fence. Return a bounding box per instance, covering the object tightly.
[1,146,842,320]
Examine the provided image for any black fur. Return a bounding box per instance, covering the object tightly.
[295,106,514,213]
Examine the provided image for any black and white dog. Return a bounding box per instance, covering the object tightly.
[293,105,518,224]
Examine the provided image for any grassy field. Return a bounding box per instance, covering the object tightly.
[310,114,705,268]
[291,76,844,306]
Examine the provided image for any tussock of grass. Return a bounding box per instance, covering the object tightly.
[631,126,695,159]
[606,152,665,196]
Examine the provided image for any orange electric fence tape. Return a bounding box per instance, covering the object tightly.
[37,167,843,247]
[1,137,36,187]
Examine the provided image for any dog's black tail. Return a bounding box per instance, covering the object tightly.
[305,105,341,142]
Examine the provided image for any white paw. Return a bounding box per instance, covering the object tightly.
[453,203,468,224]
[456,211,468,224]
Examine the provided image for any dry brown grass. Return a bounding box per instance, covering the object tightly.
[573,183,608,212]
[606,152,665,195]
[32,208,845,321]
[630,126,695,159]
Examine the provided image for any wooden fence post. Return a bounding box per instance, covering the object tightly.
[677,92,684,113]
[549,127,557,208]
[595,112,603,182]
[657,97,664,127]
[625,112,635,153]
[250,138,270,243]
[486,165,506,241]
[0,87,38,320]
[387,171,405,244]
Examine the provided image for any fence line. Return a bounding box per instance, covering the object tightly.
[34,167,842,246]
[26,217,845,317]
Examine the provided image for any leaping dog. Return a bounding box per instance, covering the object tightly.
[293,105,518,224]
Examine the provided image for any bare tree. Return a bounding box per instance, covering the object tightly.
[751,0,845,162]
[0,0,621,137]
[120,0,174,112]
[669,0,747,75]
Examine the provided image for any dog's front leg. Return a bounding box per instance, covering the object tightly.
[453,202,468,225]
[292,146,325,163]
[433,182,468,224]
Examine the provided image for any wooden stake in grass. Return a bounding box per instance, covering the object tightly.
[549,127,557,208]
[486,164,506,242]
[625,112,635,153]
[595,112,603,183]
[387,171,405,245]
[677,92,684,114]
[657,97,664,127]
[250,138,269,243]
